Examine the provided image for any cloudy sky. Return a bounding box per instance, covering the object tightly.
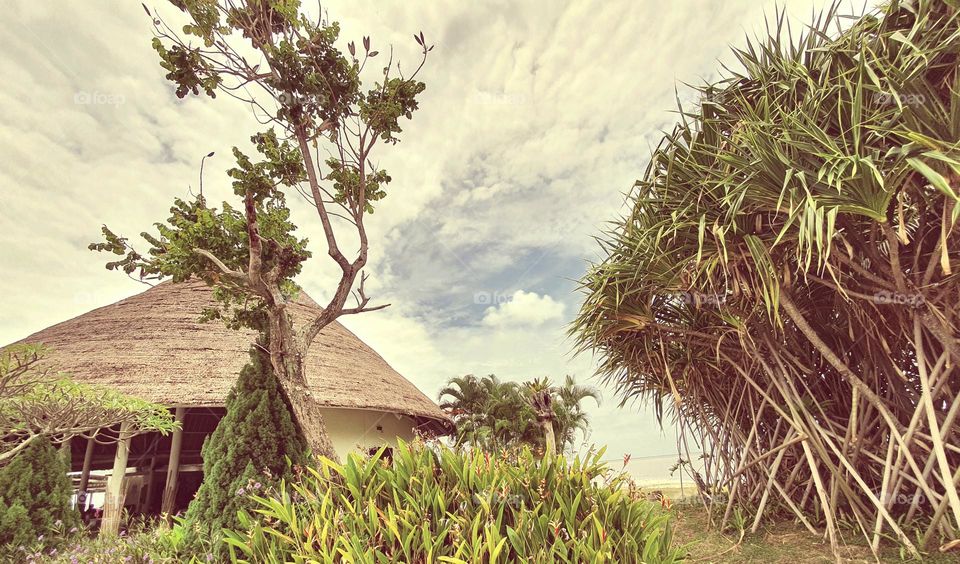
[1,0,861,473]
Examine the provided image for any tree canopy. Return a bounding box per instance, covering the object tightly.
[0,344,177,466]
[91,0,433,458]
[439,374,599,454]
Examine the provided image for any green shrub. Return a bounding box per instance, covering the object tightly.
[184,342,309,559]
[37,517,208,563]
[225,441,684,563]
[0,437,78,548]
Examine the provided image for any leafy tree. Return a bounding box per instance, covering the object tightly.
[184,339,308,558]
[552,375,602,449]
[0,437,78,548]
[92,0,432,459]
[440,375,533,449]
[439,375,599,453]
[0,344,177,466]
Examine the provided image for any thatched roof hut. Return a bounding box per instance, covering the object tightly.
[13,279,449,429]
[7,280,450,518]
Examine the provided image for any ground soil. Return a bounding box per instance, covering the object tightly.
[671,507,958,563]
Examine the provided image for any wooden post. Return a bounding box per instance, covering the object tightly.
[78,437,95,512]
[161,407,187,518]
[101,423,131,536]
[142,438,159,514]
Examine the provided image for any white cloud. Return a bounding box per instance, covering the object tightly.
[481,290,565,328]
[0,0,865,473]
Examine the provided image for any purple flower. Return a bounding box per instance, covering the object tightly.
[253,482,262,489]
[36,535,44,541]
[237,487,246,495]
[49,549,58,556]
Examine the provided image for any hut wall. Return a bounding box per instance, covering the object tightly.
[320,407,417,460]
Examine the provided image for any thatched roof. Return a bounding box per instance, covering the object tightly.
[9,280,450,432]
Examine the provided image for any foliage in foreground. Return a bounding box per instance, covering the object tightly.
[439,374,600,453]
[0,344,178,465]
[225,441,682,563]
[184,341,308,559]
[572,0,960,557]
[0,437,78,548]
[18,517,208,564]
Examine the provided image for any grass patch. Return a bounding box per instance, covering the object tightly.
[671,507,958,563]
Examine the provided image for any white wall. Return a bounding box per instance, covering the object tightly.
[319,407,417,461]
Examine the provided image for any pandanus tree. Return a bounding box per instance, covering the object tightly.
[92,0,431,459]
[573,0,960,557]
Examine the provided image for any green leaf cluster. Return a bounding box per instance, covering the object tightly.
[224,442,682,563]
[184,339,309,559]
[1,344,178,460]
[439,375,600,454]
[572,0,960,414]
[152,36,222,98]
[0,437,78,548]
[90,132,310,330]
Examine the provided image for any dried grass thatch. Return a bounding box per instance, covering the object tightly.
[8,280,450,432]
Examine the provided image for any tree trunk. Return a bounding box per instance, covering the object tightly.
[283,382,338,460]
[161,407,186,519]
[266,305,339,461]
[539,417,556,458]
[102,422,131,536]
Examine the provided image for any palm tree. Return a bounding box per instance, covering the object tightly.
[438,375,486,418]
[439,374,490,447]
[439,375,531,449]
[440,374,599,455]
[553,376,601,450]
[525,378,557,457]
